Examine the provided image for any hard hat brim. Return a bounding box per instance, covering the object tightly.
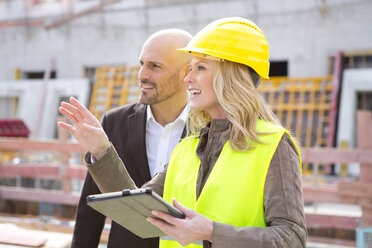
[178,47,270,79]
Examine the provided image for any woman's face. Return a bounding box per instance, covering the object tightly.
[185,57,226,119]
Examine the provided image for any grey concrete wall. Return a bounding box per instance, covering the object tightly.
[0,0,371,80]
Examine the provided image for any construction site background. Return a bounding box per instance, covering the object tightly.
[1,0,372,247]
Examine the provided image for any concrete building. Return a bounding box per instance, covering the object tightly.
[0,0,371,80]
[1,2,372,247]
[0,0,371,140]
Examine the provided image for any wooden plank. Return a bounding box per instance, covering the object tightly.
[301,148,372,163]
[305,213,359,229]
[119,67,131,106]
[260,82,333,90]
[57,120,72,193]
[105,78,115,111]
[67,165,87,179]
[303,186,359,204]
[305,90,315,147]
[0,164,86,179]
[0,164,59,178]
[89,65,140,119]
[303,185,372,207]
[0,138,84,153]
[357,110,372,226]
[0,186,80,205]
[343,49,372,57]
[328,51,342,150]
[0,213,110,243]
[357,111,372,151]
[0,230,47,247]
[295,88,305,142]
[316,86,327,147]
[286,89,294,131]
[276,86,284,122]
[261,76,332,84]
[270,105,331,111]
[307,236,355,247]
[338,181,372,199]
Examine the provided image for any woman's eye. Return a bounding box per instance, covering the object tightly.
[198,66,205,71]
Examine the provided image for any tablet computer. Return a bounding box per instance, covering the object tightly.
[86,188,184,238]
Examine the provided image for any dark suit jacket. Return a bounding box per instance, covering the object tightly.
[72,102,159,248]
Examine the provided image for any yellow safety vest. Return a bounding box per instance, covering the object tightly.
[160,120,301,248]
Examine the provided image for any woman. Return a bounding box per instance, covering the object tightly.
[149,17,307,248]
[61,17,307,248]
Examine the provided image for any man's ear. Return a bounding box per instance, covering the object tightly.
[183,64,191,78]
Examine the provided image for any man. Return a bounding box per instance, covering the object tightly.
[59,29,192,248]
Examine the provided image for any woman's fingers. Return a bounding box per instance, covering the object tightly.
[151,210,184,227]
[147,217,171,228]
[147,217,179,238]
[150,199,191,227]
[172,199,192,215]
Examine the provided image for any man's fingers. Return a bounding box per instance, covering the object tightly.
[69,97,96,121]
[81,122,104,134]
[61,101,84,121]
[57,121,76,134]
[59,107,79,126]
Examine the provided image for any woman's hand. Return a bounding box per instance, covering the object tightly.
[147,198,213,246]
[58,97,110,160]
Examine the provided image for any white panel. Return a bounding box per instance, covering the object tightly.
[337,69,372,176]
[0,98,16,119]
[0,79,89,139]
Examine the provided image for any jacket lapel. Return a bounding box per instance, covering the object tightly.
[127,104,152,183]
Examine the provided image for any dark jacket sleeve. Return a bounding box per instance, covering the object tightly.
[71,172,105,248]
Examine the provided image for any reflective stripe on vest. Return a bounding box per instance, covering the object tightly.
[160,120,301,248]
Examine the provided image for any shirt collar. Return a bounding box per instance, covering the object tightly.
[146,104,189,125]
[146,105,155,123]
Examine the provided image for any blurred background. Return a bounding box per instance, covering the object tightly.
[0,0,372,247]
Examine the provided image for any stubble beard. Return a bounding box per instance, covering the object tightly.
[139,80,158,105]
[140,90,158,105]
[139,74,181,105]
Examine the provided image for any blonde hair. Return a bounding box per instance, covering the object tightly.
[187,60,281,152]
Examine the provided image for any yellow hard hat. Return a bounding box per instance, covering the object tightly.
[179,17,270,79]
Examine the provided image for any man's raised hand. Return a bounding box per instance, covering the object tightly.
[58,97,110,160]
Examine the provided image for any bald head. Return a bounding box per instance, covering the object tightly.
[140,29,192,69]
[145,28,192,47]
[138,29,192,108]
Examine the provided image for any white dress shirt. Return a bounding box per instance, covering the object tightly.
[146,104,189,177]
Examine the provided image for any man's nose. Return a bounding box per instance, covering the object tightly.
[138,66,149,81]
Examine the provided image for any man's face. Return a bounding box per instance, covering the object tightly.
[137,40,185,105]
